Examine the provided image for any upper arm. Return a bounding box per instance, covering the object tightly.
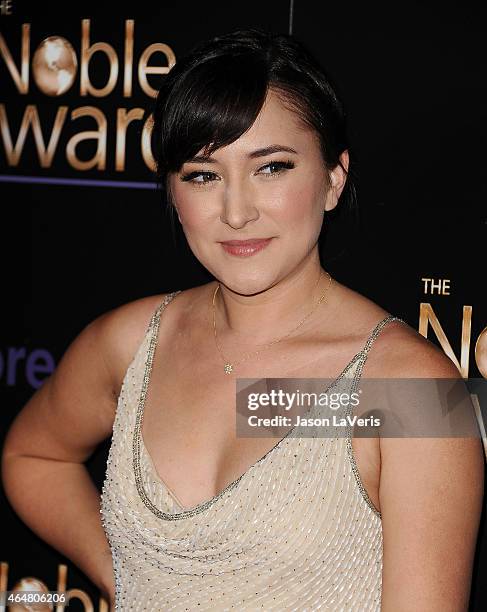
[378,337,485,611]
[1,295,164,465]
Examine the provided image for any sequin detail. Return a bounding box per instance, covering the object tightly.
[100,291,403,610]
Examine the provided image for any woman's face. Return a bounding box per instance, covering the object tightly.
[169,88,347,295]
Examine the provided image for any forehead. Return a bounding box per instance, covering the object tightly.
[197,88,317,159]
[249,88,308,135]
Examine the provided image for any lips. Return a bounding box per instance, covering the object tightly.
[220,238,271,246]
[219,237,273,257]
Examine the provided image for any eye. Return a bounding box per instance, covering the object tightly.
[258,159,295,177]
[179,171,219,185]
[179,159,296,185]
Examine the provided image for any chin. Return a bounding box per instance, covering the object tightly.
[216,274,279,297]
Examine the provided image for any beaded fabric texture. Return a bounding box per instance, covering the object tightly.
[100,291,402,611]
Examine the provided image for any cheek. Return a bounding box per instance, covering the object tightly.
[173,190,213,230]
[270,179,323,227]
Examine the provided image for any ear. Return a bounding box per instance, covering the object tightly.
[324,150,349,212]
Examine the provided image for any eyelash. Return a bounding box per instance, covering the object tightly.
[179,159,296,186]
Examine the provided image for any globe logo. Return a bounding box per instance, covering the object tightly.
[32,36,78,96]
[9,577,54,611]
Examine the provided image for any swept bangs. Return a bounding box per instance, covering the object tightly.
[152,51,270,180]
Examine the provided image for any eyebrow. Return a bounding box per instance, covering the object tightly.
[185,144,299,164]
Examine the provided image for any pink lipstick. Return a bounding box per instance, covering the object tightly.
[219,238,273,257]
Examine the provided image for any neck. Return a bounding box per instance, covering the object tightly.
[212,255,332,347]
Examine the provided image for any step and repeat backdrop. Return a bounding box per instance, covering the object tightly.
[1,0,486,609]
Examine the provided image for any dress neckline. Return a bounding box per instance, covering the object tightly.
[132,290,397,521]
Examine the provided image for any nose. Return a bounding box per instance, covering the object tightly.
[219,181,260,229]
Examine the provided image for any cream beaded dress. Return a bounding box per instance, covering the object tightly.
[100,291,402,611]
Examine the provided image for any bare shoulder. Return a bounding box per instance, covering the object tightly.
[95,283,213,394]
[1,290,189,464]
[366,315,461,379]
[328,281,458,378]
[93,291,178,396]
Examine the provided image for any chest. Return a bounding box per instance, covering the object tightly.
[138,343,382,514]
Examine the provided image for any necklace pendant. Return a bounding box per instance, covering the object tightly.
[224,363,234,374]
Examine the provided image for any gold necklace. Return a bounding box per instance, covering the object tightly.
[212,270,333,374]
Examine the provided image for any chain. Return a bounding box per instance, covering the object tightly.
[212,270,333,374]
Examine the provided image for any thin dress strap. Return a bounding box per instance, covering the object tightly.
[363,314,402,355]
[153,291,181,325]
[352,314,404,389]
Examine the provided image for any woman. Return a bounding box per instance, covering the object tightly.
[2,29,483,611]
